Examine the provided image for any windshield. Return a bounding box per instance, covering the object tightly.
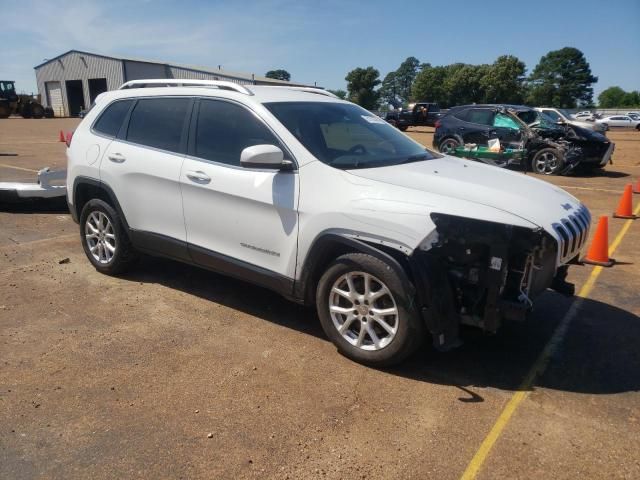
[265,102,438,169]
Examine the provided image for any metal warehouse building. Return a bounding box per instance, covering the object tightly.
[35,50,307,117]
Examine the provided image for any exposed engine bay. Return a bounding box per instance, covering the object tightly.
[411,214,574,350]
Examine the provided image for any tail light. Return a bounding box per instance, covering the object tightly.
[434,120,441,129]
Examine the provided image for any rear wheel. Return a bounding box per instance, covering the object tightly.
[316,253,424,367]
[438,137,460,154]
[531,148,565,175]
[79,199,137,275]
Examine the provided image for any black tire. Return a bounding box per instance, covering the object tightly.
[79,199,137,275]
[438,137,460,154]
[398,125,408,132]
[31,104,44,119]
[0,102,10,118]
[530,147,565,175]
[316,253,424,367]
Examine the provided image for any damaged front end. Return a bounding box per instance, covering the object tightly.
[410,213,572,351]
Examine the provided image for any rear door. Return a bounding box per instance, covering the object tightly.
[457,108,496,144]
[100,96,192,257]
[180,98,299,283]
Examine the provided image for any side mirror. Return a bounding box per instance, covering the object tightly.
[240,144,290,170]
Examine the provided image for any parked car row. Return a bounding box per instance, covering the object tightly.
[432,104,614,175]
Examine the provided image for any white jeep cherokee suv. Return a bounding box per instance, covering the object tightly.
[67,79,591,366]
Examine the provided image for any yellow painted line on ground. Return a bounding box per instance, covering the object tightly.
[460,203,640,480]
[0,163,39,173]
[556,185,625,194]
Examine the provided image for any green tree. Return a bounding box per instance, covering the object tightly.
[622,90,640,107]
[411,64,449,106]
[598,86,627,108]
[327,89,347,100]
[265,69,291,81]
[526,47,597,107]
[378,71,399,107]
[481,55,526,104]
[394,56,420,102]
[345,67,381,110]
[445,63,489,106]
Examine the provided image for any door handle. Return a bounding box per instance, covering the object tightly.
[186,170,211,183]
[108,153,126,163]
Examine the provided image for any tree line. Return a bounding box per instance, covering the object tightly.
[266,47,637,109]
[337,47,603,110]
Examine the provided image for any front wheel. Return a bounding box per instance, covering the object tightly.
[531,148,565,175]
[316,253,424,367]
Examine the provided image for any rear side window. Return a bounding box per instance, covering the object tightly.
[126,98,190,153]
[194,100,282,166]
[93,100,133,137]
[463,108,495,126]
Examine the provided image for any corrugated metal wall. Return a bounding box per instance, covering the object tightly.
[124,61,170,81]
[168,66,254,85]
[35,52,124,116]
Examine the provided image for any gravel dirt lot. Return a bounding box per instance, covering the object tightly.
[1,118,640,479]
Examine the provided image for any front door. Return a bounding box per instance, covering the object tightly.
[180,98,299,287]
[491,112,524,148]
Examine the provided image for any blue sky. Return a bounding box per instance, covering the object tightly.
[3,0,638,99]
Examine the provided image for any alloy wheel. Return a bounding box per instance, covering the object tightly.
[440,139,459,154]
[328,271,399,351]
[84,211,116,264]
[534,151,559,174]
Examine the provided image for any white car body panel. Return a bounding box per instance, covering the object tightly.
[596,116,640,128]
[100,139,187,241]
[180,157,300,278]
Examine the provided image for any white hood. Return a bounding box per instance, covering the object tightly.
[345,155,584,235]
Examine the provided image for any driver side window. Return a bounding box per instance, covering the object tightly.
[194,99,284,166]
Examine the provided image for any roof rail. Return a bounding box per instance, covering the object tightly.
[118,79,253,95]
[260,86,340,99]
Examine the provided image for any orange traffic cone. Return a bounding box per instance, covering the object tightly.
[58,130,65,142]
[633,179,640,194]
[581,216,614,267]
[613,184,637,219]
[65,132,72,146]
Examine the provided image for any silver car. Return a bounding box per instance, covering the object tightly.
[537,108,607,133]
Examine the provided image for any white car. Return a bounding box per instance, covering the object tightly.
[536,107,607,132]
[596,115,640,130]
[572,111,594,120]
[66,79,590,366]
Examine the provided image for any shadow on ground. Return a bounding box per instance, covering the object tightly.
[0,197,69,213]
[571,168,630,178]
[122,255,640,397]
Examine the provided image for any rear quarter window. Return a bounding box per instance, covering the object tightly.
[93,100,133,137]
